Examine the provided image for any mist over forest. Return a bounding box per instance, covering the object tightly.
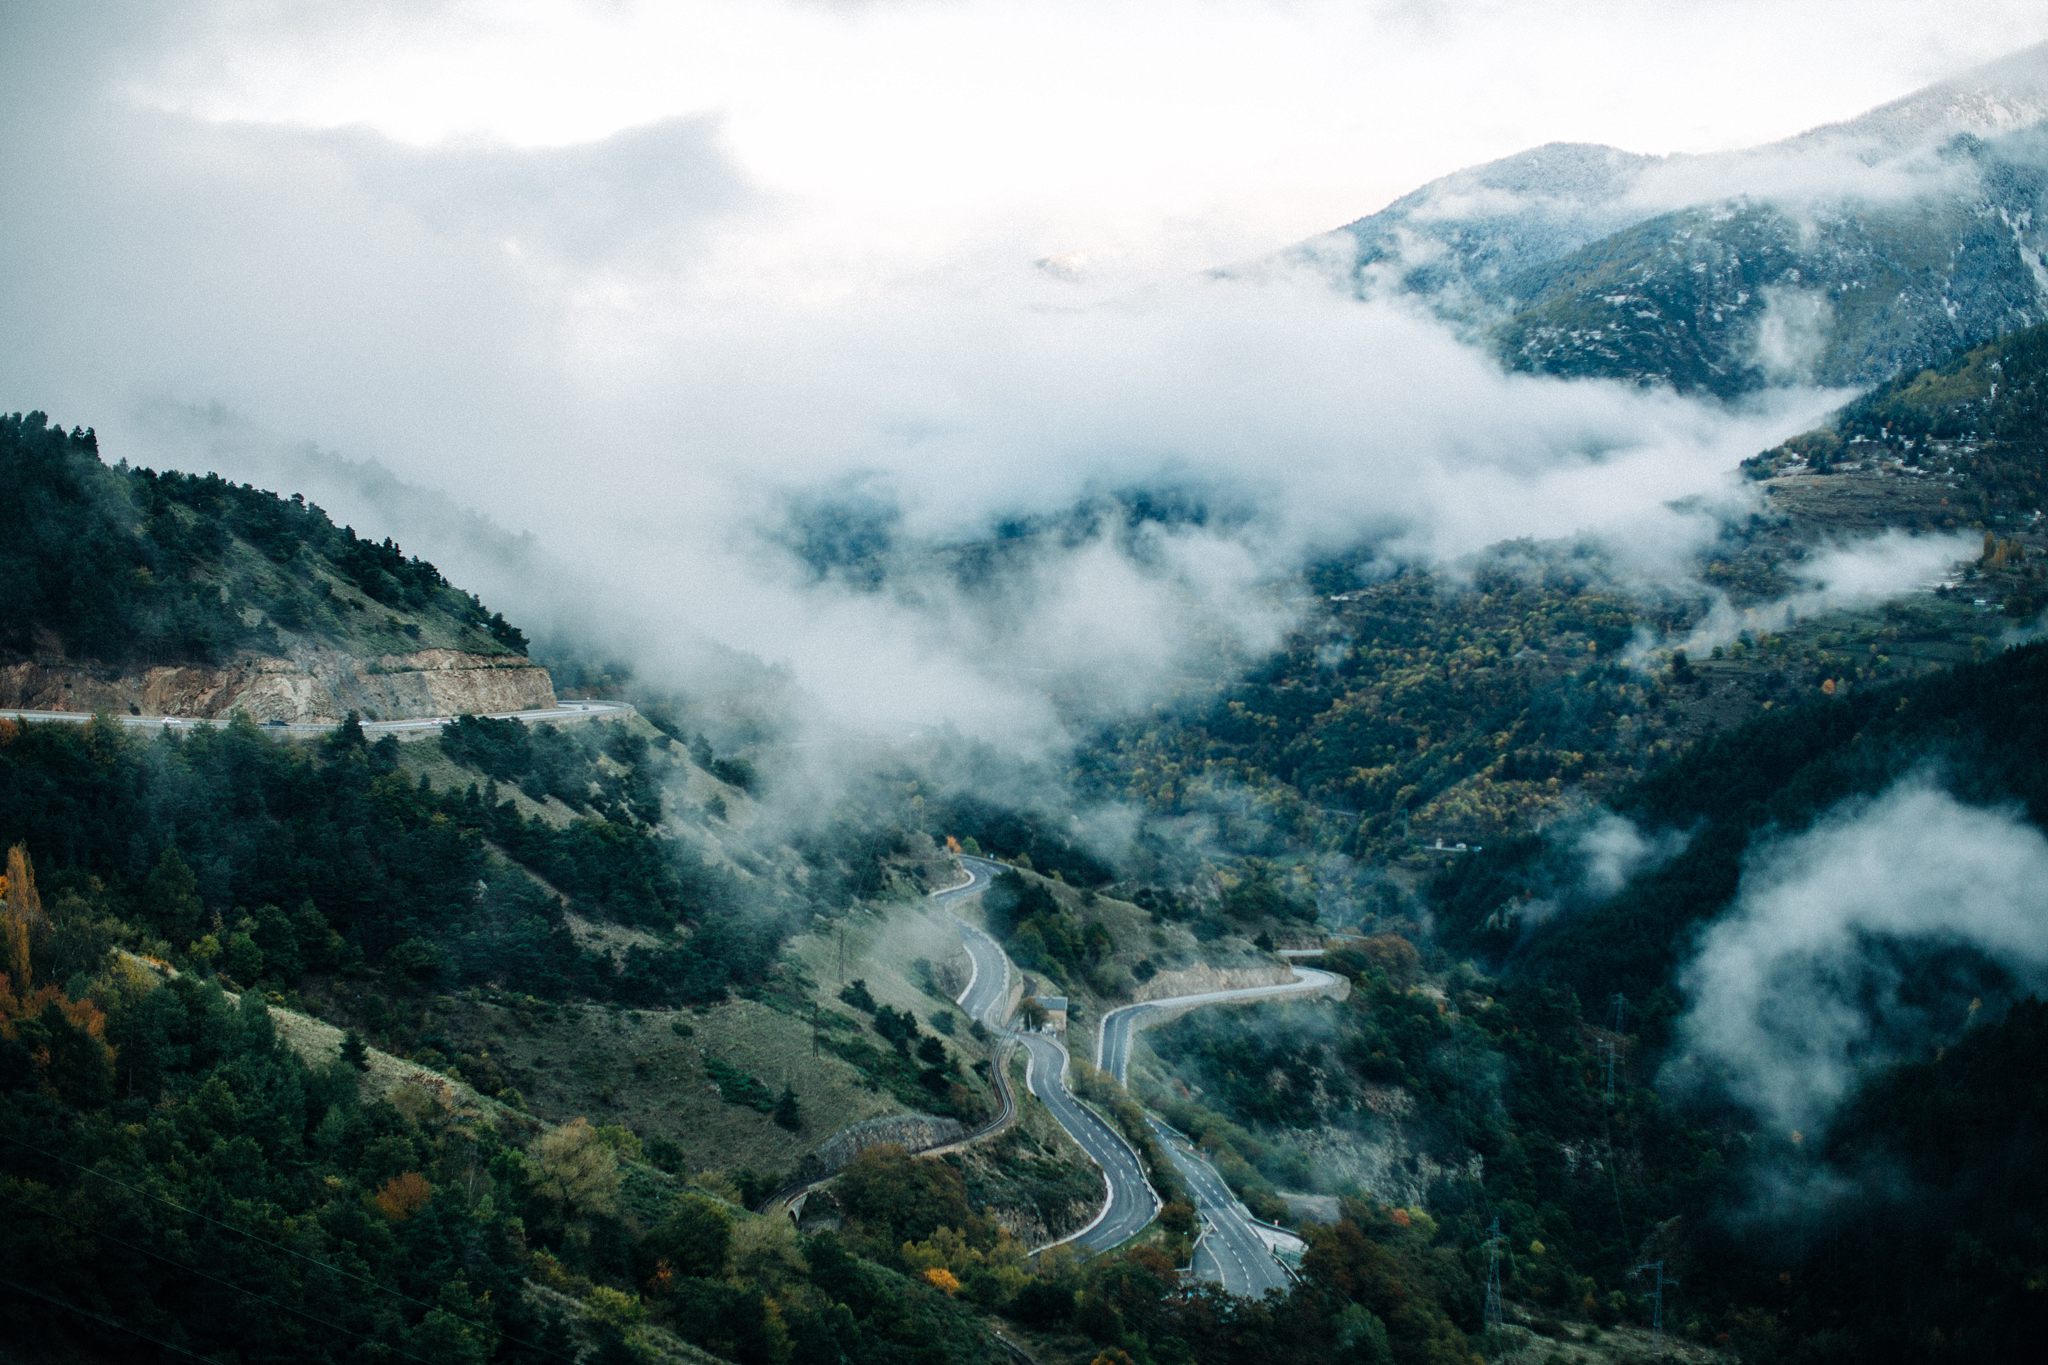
[5,6,2048,1365]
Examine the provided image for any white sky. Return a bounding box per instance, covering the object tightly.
[4,1,2041,742]
[109,0,2048,282]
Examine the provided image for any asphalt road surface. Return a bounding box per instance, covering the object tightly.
[938,855,1161,1254]
[1017,1030,1161,1253]
[1150,1118,1294,1298]
[0,700,633,738]
[939,857,1341,1270]
[1094,966,1347,1084]
[937,856,1015,1029]
[1088,965,1342,1295]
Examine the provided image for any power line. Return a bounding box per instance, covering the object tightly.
[0,1273,228,1365]
[1602,993,1627,1103]
[0,1132,579,1365]
[2,1190,441,1365]
[1632,1259,1678,1356]
[1598,992,1631,1249]
[1481,1216,1505,1353]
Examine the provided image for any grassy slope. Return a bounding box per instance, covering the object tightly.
[388,725,1009,1180]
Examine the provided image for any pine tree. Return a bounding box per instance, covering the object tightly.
[773,1085,803,1133]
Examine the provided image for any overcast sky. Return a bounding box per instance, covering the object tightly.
[4,1,2043,743]
[15,1,2048,285]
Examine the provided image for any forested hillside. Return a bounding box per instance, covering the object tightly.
[1436,640,2048,1001]
[1746,318,2048,538]
[2,413,527,667]
[1115,645,2048,1364]
[1086,312,2048,871]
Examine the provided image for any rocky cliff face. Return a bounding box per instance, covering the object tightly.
[0,647,555,723]
[1133,963,1296,1002]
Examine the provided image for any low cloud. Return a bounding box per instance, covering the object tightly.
[1749,286,1835,386]
[7,93,1843,762]
[1663,779,2048,1139]
[1576,811,1688,899]
[0,11,1916,806]
[1513,809,1689,931]
[1645,529,1978,661]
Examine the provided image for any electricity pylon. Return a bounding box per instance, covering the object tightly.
[1482,1217,1505,1350]
[1632,1259,1677,1356]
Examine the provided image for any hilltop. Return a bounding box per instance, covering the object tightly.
[1314,41,2048,395]
[1,412,554,722]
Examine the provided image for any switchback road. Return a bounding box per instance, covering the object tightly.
[942,855,1161,1255]
[1094,966,1348,1085]
[1092,966,1343,1295]
[1017,1030,1160,1253]
[945,857,1343,1277]
[1150,1118,1294,1299]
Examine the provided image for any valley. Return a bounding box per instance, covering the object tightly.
[6,25,2048,1365]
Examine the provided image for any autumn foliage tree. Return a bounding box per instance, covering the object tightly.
[0,846,115,1104]
[1,843,46,990]
[371,1171,434,1222]
[532,1116,622,1219]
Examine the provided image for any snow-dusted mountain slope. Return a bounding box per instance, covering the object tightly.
[1306,41,2048,395]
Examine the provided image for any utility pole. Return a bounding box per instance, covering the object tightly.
[1602,993,1627,1102]
[1632,1260,1676,1356]
[1482,1217,1505,1351]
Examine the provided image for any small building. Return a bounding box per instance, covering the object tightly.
[1034,996,1068,1034]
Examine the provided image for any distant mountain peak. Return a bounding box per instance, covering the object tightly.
[1803,39,2048,152]
[1303,39,2048,397]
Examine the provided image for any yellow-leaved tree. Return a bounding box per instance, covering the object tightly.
[532,1117,622,1218]
[1,843,47,990]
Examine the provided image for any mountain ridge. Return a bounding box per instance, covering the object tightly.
[1309,40,2048,395]
[0,412,555,722]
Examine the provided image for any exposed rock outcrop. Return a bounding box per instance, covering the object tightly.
[0,647,555,723]
[803,1113,968,1180]
[1133,963,1295,1002]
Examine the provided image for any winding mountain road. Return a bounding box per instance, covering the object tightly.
[1091,965,1342,1294]
[1094,965,1347,1085]
[943,855,1343,1285]
[943,856,1162,1255]
[937,856,1014,1028]
[1150,1118,1296,1298]
[1017,1031,1161,1253]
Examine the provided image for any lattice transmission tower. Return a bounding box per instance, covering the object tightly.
[1632,1259,1677,1356]
[1482,1217,1505,1351]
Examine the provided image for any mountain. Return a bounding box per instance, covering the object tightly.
[1740,316,2048,592]
[1313,41,2048,395]
[1087,310,2048,871]
[0,413,554,721]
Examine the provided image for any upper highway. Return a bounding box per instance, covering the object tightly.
[1095,965,1348,1085]
[0,699,634,738]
